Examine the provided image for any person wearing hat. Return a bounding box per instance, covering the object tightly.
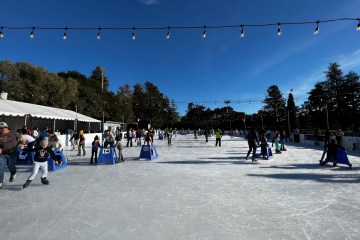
[0,122,24,189]
[103,129,115,148]
[22,138,61,188]
[77,130,86,156]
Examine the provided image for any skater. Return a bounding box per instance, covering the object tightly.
[335,129,344,146]
[69,130,79,150]
[280,129,287,151]
[205,128,209,142]
[0,122,24,189]
[321,139,345,166]
[114,136,124,162]
[215,129,222,147]
[49,135,63,151]
[259,134,268,159]
[22,138,61,188]
[245,127,259,162]
[126,128,133,147]
[352,134,358,151]
[136,129,142,146]
[103,129,115,148]
[167,128,173,146]
[324,129,331,147]
[274,133,281,154]
[77,130,86,156]
[144,132,151,146]
[90,135,101,164]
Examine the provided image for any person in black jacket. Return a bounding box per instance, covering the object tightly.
[246,127,259,162]
[321,139,345,167]
[22,138,61,188]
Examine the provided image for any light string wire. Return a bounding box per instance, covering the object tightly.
[0,17,359,34]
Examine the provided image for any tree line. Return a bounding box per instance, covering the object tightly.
[0,60,359,131]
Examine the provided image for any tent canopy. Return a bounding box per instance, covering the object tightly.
[0,99,100,123]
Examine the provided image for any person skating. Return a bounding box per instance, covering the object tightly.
[259,134,268,159]
[0,122,24,189]
[77,130,86,156]
[22,138,61,188]
[245,127,259,162]
[215,129,222,147]
[90,135,101,164]
[321,139,345,166]
[274,133,281,154]
[114,135,124,162]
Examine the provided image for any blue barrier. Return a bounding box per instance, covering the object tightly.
[139,145,158,160]
[260,146,274,160]
[48,151,68,171]
[98,147,119,164]
[17,148,34,164]
[320,148,352,168]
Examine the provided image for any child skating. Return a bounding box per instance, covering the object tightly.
[90,135,101,164]
[22,139,61,188]
[274,133,281,154]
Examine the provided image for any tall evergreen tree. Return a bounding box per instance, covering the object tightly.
[262,85,286,129]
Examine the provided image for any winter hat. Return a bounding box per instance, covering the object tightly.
[40,138,49,146]
[0,122,8,128]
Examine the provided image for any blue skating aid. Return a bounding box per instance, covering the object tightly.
[260,146,273,160]
[267,147,274,160]
[319,148,352,168]
[139,145,159,160]
[48,151,68,171]
[158,134,164,140]
[98,147,119,165]
[17,148,34,164]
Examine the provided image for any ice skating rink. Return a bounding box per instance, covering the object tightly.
[1,134,360,240]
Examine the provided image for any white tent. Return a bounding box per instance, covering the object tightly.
[0,98,101,132]
[0,99,99,122]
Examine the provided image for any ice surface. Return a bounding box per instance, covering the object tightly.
[1,135,360,240]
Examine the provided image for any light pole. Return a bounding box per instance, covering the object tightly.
[100,67,105,132]
[325,103,329,130]
[287,110,291,132]
[224,100,230,131]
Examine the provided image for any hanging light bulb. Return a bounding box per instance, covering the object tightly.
[166,27,170,39]
[314,21,319,34]
[0,27,4,38]
[240,25,245,38]
[202,26,207,38]
[63,28,67,40]
[97,28,101,39]
[30,27,35,38]
[357,19,360,30]
[132,28,136,40]
[277,23,282,36]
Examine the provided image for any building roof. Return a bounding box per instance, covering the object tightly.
[0,99,100,123]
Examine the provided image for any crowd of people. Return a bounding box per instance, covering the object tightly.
[1,121,357,190]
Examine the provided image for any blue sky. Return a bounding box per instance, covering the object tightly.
[1,0,360,116]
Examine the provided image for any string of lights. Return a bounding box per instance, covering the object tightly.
[0,17,359,39]
[173,97,306,107]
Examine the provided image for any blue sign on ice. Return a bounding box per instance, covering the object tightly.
[139,145,158,160]
[98,147,119,164]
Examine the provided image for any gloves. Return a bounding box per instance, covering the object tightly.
[55,160,63,166]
